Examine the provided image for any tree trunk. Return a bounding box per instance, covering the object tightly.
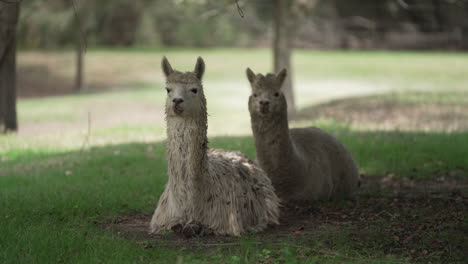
[273,0,296,117]
[73,0,87,92]
[75,37,84,92]
[0,2,20,133]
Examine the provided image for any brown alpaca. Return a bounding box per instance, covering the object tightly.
[149,57,279,236]
[246,68,360,202]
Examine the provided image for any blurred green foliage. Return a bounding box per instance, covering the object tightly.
[16,0,468,49]
[17,0,265,49]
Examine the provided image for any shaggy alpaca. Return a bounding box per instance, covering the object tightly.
[150,57,279,236]
[246,68,360,202]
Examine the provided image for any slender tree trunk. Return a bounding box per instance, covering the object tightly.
[75,37,84,92]
[0,2,20,133]
[273,0,296,117]
[73,0,86,92]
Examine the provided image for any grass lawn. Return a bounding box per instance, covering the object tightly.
[1,49,467,263]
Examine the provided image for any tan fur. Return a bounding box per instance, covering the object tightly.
[246,68,360,202]
[150,57,279,236]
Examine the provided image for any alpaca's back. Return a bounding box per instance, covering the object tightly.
[289,127,360,200]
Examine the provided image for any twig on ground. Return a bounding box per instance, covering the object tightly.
[375,210,395,218]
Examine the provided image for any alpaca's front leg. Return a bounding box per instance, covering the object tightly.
[150,191,185,234]
[150,215,184,234]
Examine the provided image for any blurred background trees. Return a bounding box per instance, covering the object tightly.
[15,0,468,50]
[3,0,468,131]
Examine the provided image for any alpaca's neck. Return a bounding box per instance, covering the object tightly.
[166,114,208,189]
[251,110,295,182]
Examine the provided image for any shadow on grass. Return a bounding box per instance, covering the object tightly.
[1,131,467,263]
[3,129,468,181]
[295,92,468,132]
[17,64,108,98]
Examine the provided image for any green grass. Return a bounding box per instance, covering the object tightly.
[0,138,407,264]
[2,49,468,263]
[2,132,467,263]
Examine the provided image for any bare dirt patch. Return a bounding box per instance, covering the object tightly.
[17,51,166,98]
[102,177,467,262]
[17,65,109,98]
[296,95,468,132]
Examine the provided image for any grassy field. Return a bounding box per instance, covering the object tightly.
[1,49,468,263]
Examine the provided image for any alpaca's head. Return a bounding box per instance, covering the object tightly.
[161,56,206,118]
[246,68,287,117]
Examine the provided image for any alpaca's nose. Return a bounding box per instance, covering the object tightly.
[173,98,184,104]
[259,100,269,106]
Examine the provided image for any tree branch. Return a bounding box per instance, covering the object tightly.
[0,0,22,4]
[235,0,244,18]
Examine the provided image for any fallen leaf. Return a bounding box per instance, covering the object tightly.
[381,173,395,184]
[436,176,445,182]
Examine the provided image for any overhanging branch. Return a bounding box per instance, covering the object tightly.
[0,0,22,4]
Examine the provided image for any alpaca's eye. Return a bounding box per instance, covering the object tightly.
[274,92,280,97]
[253,93,257,98]
[190,88,198,94]
[166,88,171,93]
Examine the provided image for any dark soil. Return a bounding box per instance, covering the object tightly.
[296,95,468,132]
[102,176,467,263]
[17,65,106,98]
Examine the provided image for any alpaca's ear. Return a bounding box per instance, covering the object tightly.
[246,68,256,83]
[161,56,174,77]
[194,56,205,80]
[277,68,287,86]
